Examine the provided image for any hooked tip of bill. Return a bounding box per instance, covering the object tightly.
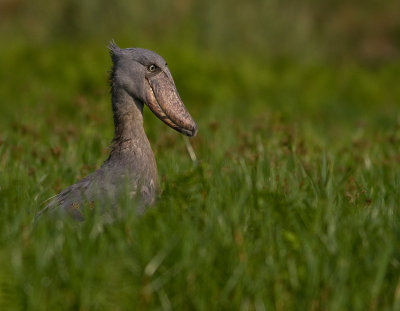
[180,122,197,137]
[190,124,198,137]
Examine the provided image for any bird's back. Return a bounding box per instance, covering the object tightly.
[38,157,158,220]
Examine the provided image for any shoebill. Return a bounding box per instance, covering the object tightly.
[38,41,197,220]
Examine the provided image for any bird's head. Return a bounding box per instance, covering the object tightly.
[109,41,197,137]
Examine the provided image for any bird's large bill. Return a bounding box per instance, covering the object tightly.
[145,70,197,137]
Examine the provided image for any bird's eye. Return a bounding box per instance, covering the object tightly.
[148,64,156,72]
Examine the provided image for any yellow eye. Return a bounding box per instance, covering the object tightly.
[148,64,156,72]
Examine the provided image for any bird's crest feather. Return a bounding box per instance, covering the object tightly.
[108,40,121,59]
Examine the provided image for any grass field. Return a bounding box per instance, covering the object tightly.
[1,41,400,310]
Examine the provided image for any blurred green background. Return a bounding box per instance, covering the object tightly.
[1,1,400,310]
[2,0,400,61]
[1,0,400,134]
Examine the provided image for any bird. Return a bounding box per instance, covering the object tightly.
[37,41,197,220]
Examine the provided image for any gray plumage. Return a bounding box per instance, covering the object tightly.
[38,41,197,220]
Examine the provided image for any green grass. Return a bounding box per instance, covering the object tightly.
[1,42,400,310]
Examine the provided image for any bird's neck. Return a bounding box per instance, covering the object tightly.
[106,84,159,201]
[111,87,145,141]
[108,86,153,160]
